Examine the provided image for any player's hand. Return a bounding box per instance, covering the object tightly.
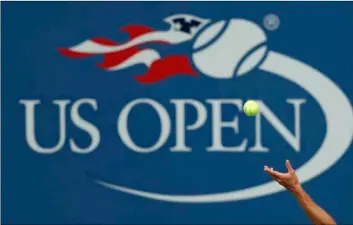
[264,160,300,192]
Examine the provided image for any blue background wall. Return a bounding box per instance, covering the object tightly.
[2,2,353,224]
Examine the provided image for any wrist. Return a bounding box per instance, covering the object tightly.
[289,183,303,194]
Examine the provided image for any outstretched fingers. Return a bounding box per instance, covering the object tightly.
[286,160,294,173]
[264,166,284,178]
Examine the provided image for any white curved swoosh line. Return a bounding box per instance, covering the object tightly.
[95,51,353,203]
[106,49,161,71]
[70,31,191,54]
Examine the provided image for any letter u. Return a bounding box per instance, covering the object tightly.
[19,100,70,154]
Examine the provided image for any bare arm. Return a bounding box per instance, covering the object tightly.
[264,160,336,225]
[291,185,336,225]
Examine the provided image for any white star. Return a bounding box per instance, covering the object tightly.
[184,17,192,23]
[189,26,198,34]
[174,23,182,30]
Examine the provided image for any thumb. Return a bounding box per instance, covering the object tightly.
[286,160,294,173]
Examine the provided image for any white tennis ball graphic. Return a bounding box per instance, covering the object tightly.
[192,19,267,78]
[243,100,259,116]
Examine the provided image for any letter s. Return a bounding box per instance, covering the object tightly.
[69,99,100,153]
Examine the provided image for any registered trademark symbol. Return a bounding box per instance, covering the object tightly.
[264,14,280,31]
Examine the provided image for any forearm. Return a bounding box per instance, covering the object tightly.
[291,185,336,225]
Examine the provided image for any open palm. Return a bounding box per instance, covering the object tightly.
[264,160,300,191]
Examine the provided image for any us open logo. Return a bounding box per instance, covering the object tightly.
[19,14,353,203]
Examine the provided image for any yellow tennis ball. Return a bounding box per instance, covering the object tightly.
[243,100,259,116]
